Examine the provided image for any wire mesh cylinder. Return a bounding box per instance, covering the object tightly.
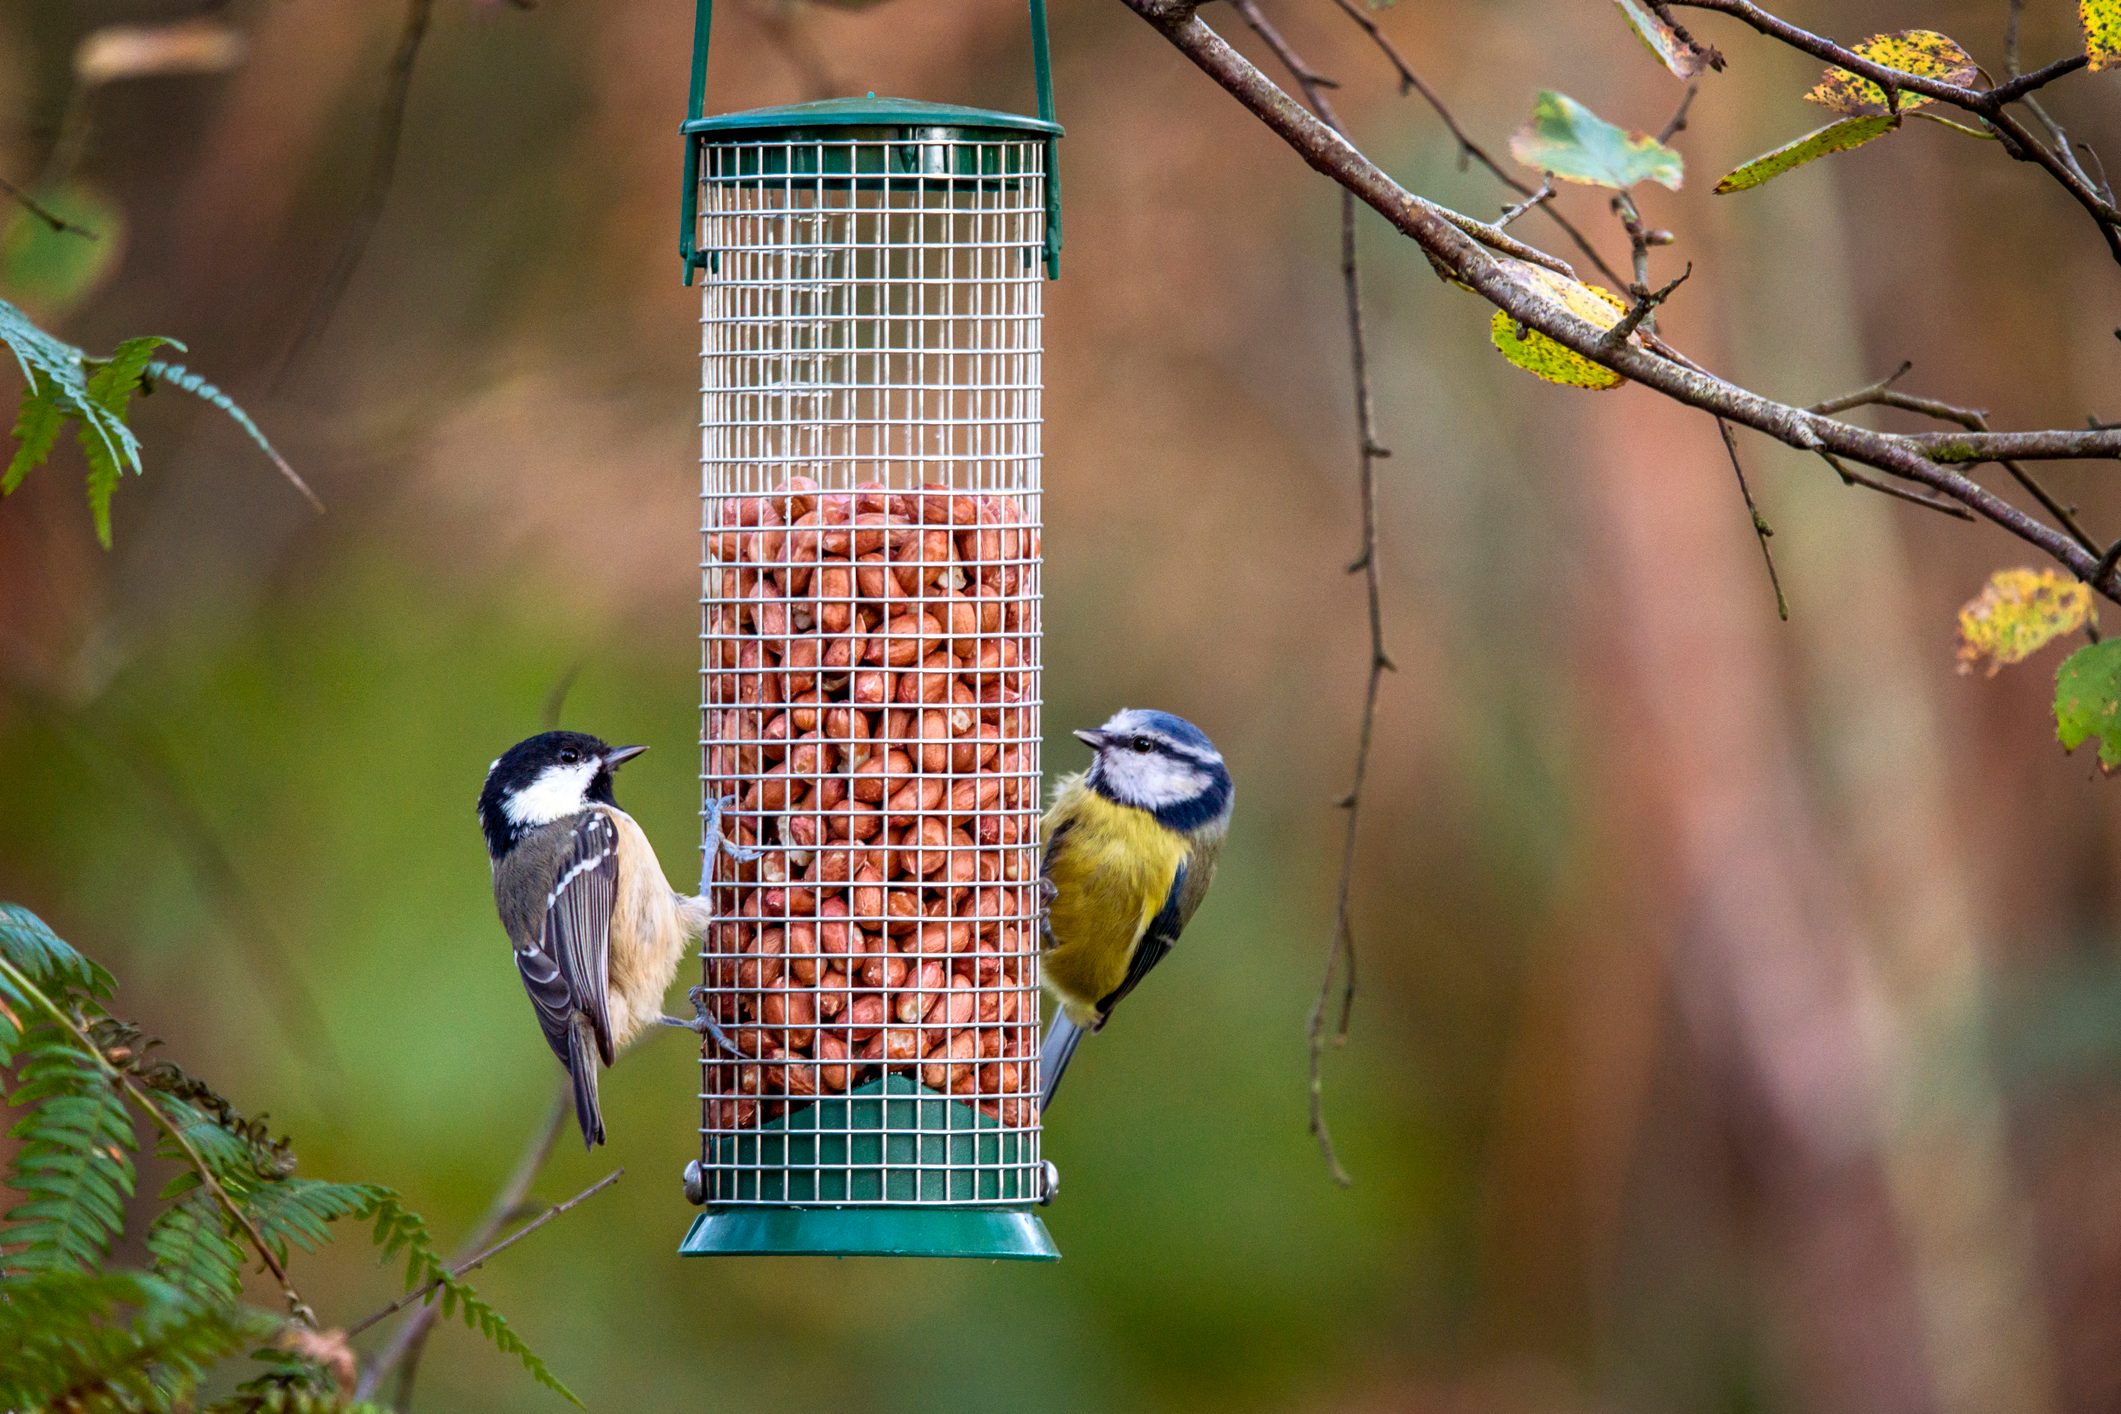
[695,132,1045,1216]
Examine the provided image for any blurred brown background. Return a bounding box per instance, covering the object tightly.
[3,1,2120,1410]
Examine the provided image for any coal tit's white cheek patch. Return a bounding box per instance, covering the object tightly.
[504,761,600,828]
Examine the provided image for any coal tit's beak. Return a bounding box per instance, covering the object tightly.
[603,744,649,770]
[1073,729,1109,750]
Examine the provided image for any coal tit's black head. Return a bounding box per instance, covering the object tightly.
[477,730,646,859]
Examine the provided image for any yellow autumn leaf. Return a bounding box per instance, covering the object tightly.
[1806,30,1977,115]
[2085,0,2121,71]
[1955,567,2096,676]
[1487,261,1630,391]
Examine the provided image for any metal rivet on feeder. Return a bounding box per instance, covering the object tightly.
[677,0,1061,1261]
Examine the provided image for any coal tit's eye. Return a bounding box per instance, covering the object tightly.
[558,748,580,765]
[1131,736,1156,754]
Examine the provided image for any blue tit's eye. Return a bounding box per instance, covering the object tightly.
[1131,736,1155,753]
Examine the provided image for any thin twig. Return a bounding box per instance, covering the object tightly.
[0,174,97,239]
[1816,451,1977,519]
[1658,84,1700,144]
[1230,0,1389,1187]
[1809,367,2102,554]
[353,1083,571,1403]
[345,1169,621,1340]
[1604,263,1692,348]
[1717,419,1788,620]
[274,0,436,384]
[1497,178,1554,230]
[1324,0,1631,290]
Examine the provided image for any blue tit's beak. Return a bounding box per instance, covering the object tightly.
[603,744,649,769]
[1073,729,1108,750]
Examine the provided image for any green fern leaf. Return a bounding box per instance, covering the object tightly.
[4,1026,137,1275]
[149,1191,246,1302]
[0,901,116,999]
[145,359,315,510]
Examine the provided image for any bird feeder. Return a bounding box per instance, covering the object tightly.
[678,0,1060,1261]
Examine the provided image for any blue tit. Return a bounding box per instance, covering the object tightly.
[1038,708,1234,1111]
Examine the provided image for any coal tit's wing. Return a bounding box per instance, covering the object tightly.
[516,812,618,1068]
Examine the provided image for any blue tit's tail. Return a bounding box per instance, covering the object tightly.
[1039,1012,1090,1113]
[566,1011,606,1149]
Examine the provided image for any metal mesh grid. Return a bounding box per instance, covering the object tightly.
[696,138,1045,1207]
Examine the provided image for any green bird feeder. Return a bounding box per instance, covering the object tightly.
[679,0,1061,1262]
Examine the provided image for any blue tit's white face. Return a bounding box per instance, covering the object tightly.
[1079,708,1233,832]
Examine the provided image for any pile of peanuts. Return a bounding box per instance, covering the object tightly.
[702,475,1041,1132]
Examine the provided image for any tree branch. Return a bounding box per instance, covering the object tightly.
[1668,0,2120,261]
[0,174,98,239]
[1117,0,2113,596]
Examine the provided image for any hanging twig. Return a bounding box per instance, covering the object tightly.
[274,0,436,384]
[1229,0,1391,1187]
[1717,419,1787,621]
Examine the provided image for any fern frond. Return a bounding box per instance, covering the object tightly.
[0,900,115,999]
[145,358,320,511]
[360,1191,583,1407]
[248,1177,381,1264]
[3,1023,136,1275]
[0,1269,274,1412]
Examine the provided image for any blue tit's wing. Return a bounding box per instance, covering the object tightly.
[1037,813,1075,953]
[1092,858,1190,1020]
[516,812,618,1069]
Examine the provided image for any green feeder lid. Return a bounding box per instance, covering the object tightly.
[683,94,1062,142]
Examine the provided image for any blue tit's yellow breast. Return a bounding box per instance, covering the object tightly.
[1040,779,1189,1019]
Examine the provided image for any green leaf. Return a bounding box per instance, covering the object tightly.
[1612,0,1712,77]
[2087,0,2121,71]
[5,374,64,494]
[1509,91,1684,191]
[0,182,122,319]
[1805,30,1978,115]
[1713,114,1898,193]
[1956,568,2095,675]
[1487,260,1631,391]
[2056,639,2121,771]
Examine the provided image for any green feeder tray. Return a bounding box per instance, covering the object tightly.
[679,1076,1058,1260]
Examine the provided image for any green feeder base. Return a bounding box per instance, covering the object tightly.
[677,1075,1058,1260]
[679,1205,1057,1260]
